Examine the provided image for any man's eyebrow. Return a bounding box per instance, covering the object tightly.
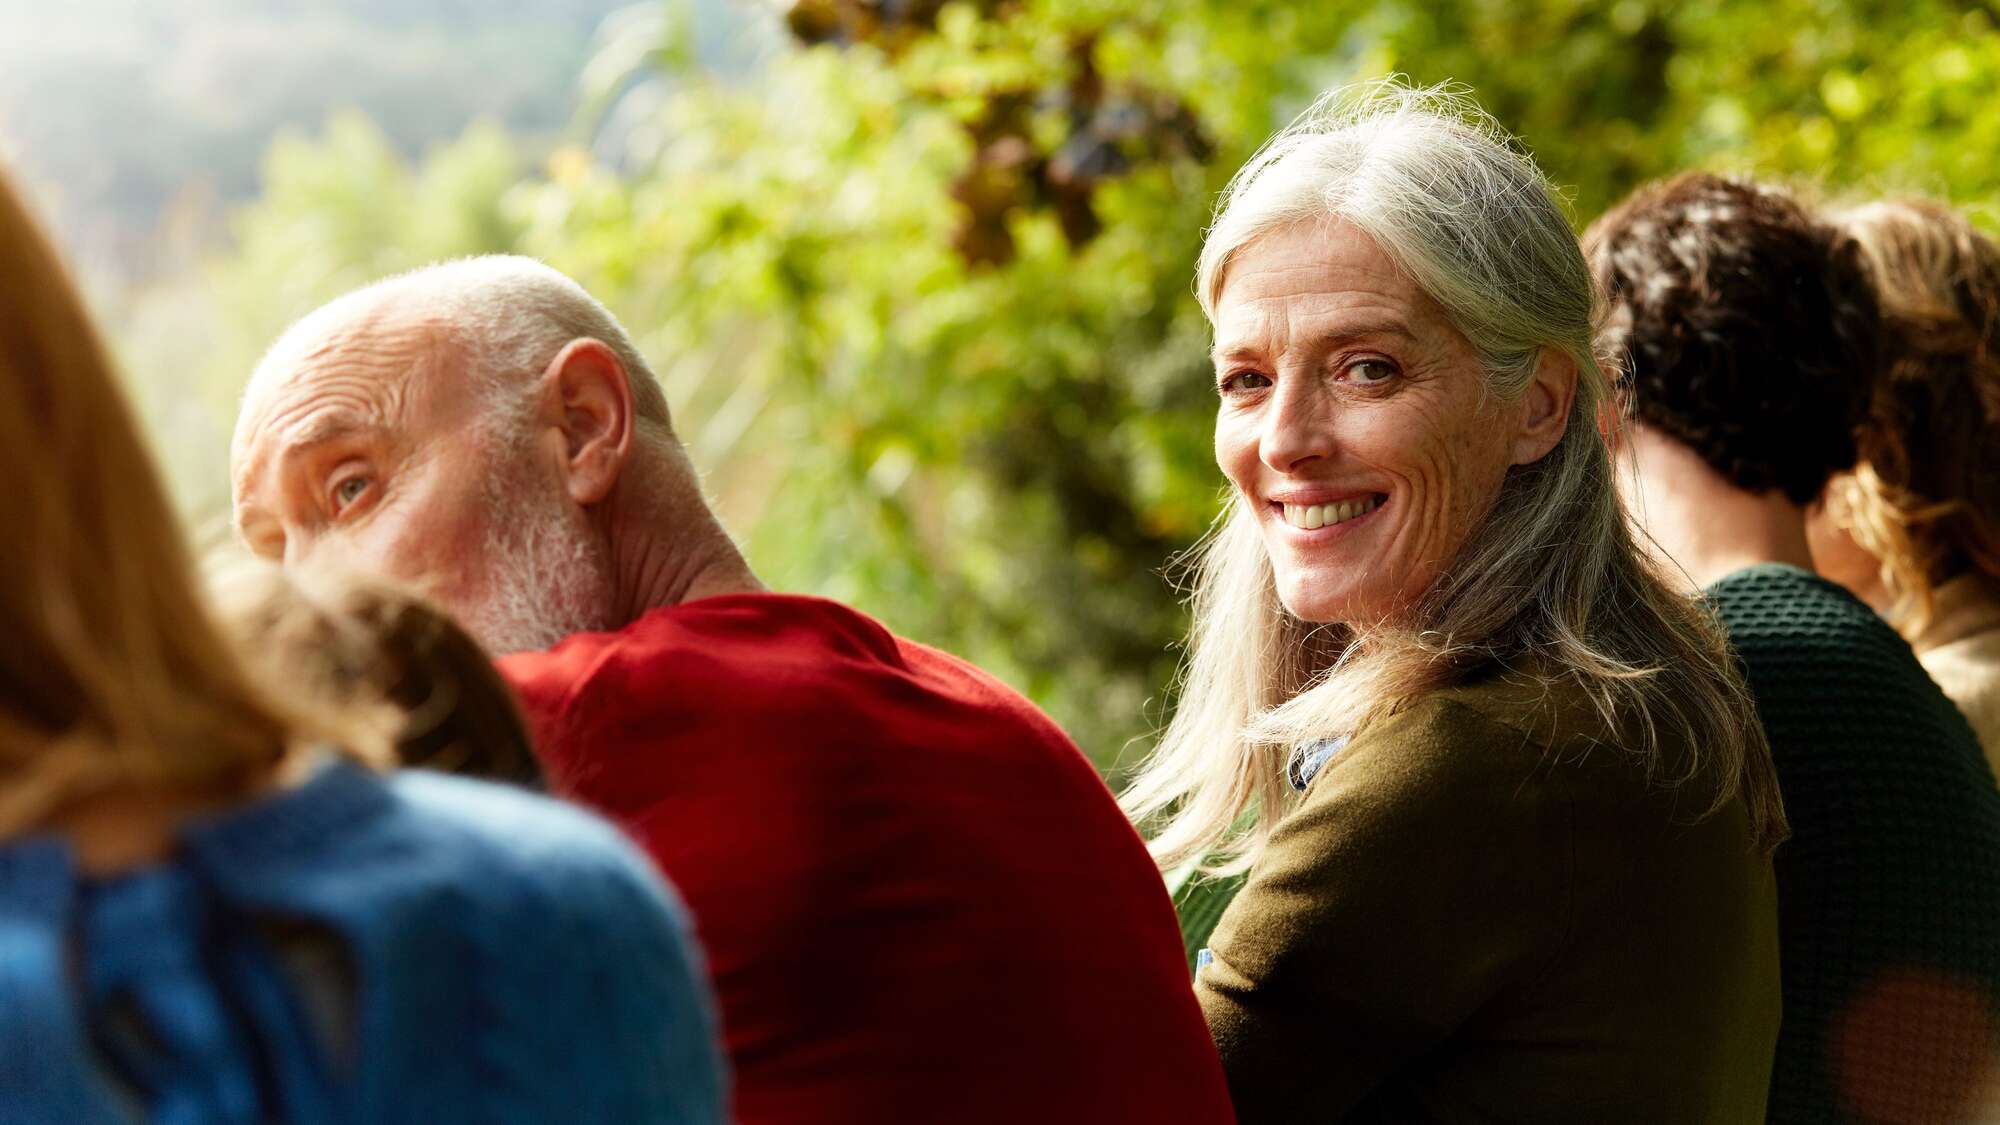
[231,411,382,517]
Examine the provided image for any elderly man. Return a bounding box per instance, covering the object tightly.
[1588,174,2000,1125]
[231,257,1234,1125]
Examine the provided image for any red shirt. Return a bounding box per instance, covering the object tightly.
[500,594,1233,1124]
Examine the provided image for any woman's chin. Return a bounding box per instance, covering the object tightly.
[1277,564,1431,627]
[1276,584,1366,626]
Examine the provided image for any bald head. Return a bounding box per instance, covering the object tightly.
[229,256,702,654]
[241,256,668,448]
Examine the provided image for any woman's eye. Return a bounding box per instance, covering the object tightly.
[331,475,370,513]
[1220,371,1273,395]
[1345,359,1397,385]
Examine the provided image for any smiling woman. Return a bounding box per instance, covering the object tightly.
[1120,81,1788,1123]
[1207,217,1537,626]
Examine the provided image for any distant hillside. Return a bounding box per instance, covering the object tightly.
[0,0,636,282]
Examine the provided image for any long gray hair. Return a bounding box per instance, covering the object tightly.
[1121,81,1786,874]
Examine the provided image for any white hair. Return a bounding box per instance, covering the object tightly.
[1196,82,1592,397]
[1122,80,1785,873]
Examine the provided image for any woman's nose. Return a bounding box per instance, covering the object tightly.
[1260,378,1336,474]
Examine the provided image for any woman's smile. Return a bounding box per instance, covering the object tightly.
[1269,492,1388,535]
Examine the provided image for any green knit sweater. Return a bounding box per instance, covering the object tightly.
[1707,564,2000,1124]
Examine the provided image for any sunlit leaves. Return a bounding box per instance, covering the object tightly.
[113,0,2000,771]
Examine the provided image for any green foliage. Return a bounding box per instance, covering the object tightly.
[113,0,2000,773]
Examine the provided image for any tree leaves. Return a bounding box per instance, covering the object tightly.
[113,0,2000,773]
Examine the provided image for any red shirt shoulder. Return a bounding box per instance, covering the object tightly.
[502,595,1102,811]
[498,594,1232,1125]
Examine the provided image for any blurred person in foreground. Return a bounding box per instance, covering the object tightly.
[1588,171,2000,1125]
[0,172,724,1122]
[228,256,1234,1122]
[216,566,544,787]
[1811,198,2000,771]
[1119,82,1785,1124]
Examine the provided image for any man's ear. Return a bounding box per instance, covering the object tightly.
[1510,348,1579,467]
[541,338,634,506]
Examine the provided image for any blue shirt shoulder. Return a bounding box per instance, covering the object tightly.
[0,760,726,1125]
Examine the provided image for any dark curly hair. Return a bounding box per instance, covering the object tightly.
[1584,172,1881,504]
[1825,198,2000,628]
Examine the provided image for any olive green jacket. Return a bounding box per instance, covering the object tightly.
[1197,664,1781,1124]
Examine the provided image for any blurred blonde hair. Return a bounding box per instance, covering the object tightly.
[1825,198,2000,634]
[1120,81,1785,874]
[0,172,384,837]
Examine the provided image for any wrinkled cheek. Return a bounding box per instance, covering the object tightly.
[369,517,439,580]
[1372,455,1489,621]
[1387,447,1460,568]
[360,514,481,610]
[1433,418,1513,546]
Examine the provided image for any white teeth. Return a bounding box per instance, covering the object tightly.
[1281,495,1380,530]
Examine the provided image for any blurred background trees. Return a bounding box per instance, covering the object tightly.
[7,0,2000,773]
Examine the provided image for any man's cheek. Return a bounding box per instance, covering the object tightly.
[349,513,448,587]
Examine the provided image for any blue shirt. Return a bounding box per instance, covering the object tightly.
[0,759,727,1125]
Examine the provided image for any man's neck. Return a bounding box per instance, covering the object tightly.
[602,441,765,620]
[618,530,764,618]
[1619,423,1816,592]
[1665,494,1816,589]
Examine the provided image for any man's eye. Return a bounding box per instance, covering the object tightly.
[1345,359,1397,385]
[1220,371,1273,395]
[331,475,370,513]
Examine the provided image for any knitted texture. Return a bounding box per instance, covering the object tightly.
[1709,565,2000,1125]
[0,761,726,1125]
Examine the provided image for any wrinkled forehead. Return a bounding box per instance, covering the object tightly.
[231,307,461,499]
[1210,221,1444,339]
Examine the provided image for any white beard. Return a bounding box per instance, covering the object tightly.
[461,468,618,656]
